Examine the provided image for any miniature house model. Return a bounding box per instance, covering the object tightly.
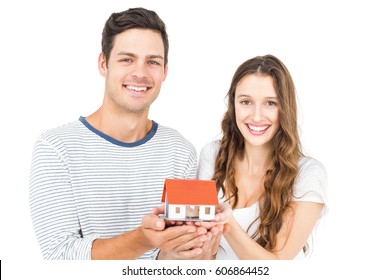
[161,179,219,221]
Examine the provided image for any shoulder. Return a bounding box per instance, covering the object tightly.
[297,156,327,182]
[35,119,84,145]
[293,156,328,207]
[31,119,85,165]
[156,123,186,139]
[197,140,221,180]
[200,140,221,158]
[155,123,196,153]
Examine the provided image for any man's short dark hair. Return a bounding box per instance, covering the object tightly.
[102,7,169,66]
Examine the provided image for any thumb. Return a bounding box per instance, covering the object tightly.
[142,214,165,231]
[150,204,165,215]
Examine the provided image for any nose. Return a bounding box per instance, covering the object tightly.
[252,105,263,122]
[131,61,148,78]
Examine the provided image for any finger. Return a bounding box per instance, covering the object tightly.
[159,230,206,253]
[197,230,222,259]
[174,247,203,259]
[215,224,224,233]
[214,213,222,223]
[200,227,222,256]
[163,224,198,241]
[215,202,232,224]
[143,225,199,251]
[211,233,222,255]
[209,224,223,236]
[200,235,213,251]
[142,214,165,231]
[214,211,230,224]
[194,221,217,229]
[170,234,209,252]
[150,204,165,215]
[196,226,207,235]
[222,223,230,234]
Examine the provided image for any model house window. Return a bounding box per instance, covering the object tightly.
[205,207,211,215]
[175,207,181,214]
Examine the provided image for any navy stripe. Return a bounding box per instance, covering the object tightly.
[79,116,158,147]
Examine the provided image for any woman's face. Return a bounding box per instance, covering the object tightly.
[234,74,280,150]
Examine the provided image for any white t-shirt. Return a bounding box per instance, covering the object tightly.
[197,140,328,260]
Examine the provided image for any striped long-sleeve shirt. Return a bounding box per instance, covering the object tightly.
[29,117,197,260]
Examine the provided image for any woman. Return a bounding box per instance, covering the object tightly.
[197,55,327,260]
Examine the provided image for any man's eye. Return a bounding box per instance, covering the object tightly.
[148,61,159,65]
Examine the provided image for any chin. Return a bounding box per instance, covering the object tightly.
[244,135,273,148]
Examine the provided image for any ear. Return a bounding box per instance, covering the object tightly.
[163,64,168,81]
[98,52,108,78]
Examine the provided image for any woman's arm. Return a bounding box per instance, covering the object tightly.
[224,201,324,259]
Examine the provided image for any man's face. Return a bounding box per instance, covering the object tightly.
[99,28,167,116]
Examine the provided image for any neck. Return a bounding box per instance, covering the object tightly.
[231,143,273,208]
[86,106,152,143]
[241,144,272,176]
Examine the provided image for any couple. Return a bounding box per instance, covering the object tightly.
[29,7,327,260]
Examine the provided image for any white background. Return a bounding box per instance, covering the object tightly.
[1,0,389,279]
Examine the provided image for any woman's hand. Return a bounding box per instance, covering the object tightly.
[193,202,232,232]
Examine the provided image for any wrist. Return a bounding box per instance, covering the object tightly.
[135,226,155,252]
[155,250,172,260]
[152,249,161,260]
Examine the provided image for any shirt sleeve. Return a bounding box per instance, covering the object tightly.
[197,141,220,180]
[182,142,198,179]
[29,137,98,259]
[292,157,328,216]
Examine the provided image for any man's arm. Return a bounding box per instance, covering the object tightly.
[30,139,95,259]
[91,212,208,259]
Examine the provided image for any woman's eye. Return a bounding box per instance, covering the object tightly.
[240,100,250,105]
[266,101,277,106]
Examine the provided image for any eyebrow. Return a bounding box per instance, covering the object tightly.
[236,94,278,100]
[116,52,164,60]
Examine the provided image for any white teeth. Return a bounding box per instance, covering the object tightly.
[248,125,269,132]
[126,86,147,92]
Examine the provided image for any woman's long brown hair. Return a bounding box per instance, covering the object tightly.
[213,55,302,251]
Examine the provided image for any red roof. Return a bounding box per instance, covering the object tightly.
[161,179,219,206]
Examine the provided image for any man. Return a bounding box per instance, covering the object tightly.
[29,7,220,260]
